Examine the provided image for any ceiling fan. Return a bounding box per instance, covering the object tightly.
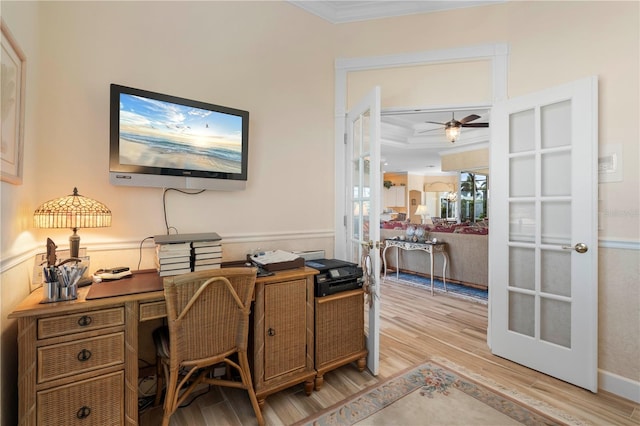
[420,113,489,143]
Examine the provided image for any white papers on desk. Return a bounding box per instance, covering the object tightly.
[251,250,300,266]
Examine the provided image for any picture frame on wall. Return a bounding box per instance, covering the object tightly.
[1,19,26,185]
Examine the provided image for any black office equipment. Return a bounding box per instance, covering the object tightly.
[306,258,363,297]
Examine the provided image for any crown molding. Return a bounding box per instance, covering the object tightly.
[289,1,506,24]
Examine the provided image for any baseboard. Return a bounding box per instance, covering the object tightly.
[599,369,640,403]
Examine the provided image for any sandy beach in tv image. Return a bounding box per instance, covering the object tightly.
[119,94,243,174]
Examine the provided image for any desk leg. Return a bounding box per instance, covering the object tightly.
[125,301,139,425]
[17,317,37,426]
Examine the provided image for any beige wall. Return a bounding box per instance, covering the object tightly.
[347,60,492,110]
[441,148,489,172]
[1,1,638,422]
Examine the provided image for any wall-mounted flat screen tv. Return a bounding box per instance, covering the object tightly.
[109,84,249,190]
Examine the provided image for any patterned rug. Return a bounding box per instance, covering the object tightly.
[384,272,488,303]
[297,358,585,426]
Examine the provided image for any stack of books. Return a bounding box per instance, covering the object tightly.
[154,232,223,277]
[155,242,192,277]
[192,239,223,272]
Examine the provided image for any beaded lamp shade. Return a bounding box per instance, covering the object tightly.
[34,187,111,258]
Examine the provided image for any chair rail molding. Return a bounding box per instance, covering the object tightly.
[1,230,335,273]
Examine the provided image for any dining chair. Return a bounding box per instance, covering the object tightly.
[153,268,264,426]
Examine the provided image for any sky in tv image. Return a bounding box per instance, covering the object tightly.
[119,94,243,174]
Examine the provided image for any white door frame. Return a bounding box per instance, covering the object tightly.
[334,43,509,262]
[334,45,509,369]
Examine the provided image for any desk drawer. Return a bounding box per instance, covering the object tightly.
[37,370,123,425]
[37,332,124,383]
[38,308,125,339]
[139,300,166,321]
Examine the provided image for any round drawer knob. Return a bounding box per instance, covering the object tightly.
[77,315,93,327]
[76,406,91,419]
[77,349,92,362]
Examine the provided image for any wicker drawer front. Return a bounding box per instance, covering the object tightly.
[37,332,124,383]
[37,370,123,425]
[315,290,365,366]
[38,308,124,339]
[139,300,166,321]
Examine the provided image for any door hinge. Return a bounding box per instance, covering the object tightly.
[344,215,347,227]
[344,133,347,144]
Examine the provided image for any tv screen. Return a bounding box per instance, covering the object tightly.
[109,84,249,190]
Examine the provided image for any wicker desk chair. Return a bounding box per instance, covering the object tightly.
[153,268,264,426]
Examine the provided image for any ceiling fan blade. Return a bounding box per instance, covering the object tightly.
[424,121,446,126]
[416,128,443,134]
[458,114,481,124]
[461,122,489,128]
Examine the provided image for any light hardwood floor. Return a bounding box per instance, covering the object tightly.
[141,279,639,425]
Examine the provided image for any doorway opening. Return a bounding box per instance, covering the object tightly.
[335,43,509,377]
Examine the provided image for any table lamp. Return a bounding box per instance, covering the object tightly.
[33,187,111,258]
[415,204,429,224]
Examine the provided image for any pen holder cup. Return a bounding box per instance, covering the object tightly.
[59,284,78,301]
[42,281,59,302]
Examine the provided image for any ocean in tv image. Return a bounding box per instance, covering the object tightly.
[119,94,243,174]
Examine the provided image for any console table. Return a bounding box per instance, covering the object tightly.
[382,239,449,295]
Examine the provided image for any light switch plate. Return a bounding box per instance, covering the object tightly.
[598,143,623,183]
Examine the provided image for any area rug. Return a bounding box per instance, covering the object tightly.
[297,358,586,426]
[384,272,488,303]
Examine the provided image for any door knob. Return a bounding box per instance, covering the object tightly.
[561,243,588,253]
[361,241,374,249]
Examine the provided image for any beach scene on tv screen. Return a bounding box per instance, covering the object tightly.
[119,93,243,174]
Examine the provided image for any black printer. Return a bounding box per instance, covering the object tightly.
[305,258,363,297]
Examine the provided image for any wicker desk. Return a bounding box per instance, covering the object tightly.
[9,267,318,425]
[382,239,449,296]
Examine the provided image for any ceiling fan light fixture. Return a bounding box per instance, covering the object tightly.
[445,122,461,143]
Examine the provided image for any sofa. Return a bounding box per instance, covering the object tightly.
[380,223,488,289]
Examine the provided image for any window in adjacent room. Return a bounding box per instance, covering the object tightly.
[460,172,488,222]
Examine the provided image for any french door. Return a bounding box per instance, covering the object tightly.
[489,77,599,391]
[345,87,382,375]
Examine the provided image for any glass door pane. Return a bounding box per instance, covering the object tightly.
[506,100,574,347]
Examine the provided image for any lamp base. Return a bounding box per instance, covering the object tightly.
[69,228,80,259]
